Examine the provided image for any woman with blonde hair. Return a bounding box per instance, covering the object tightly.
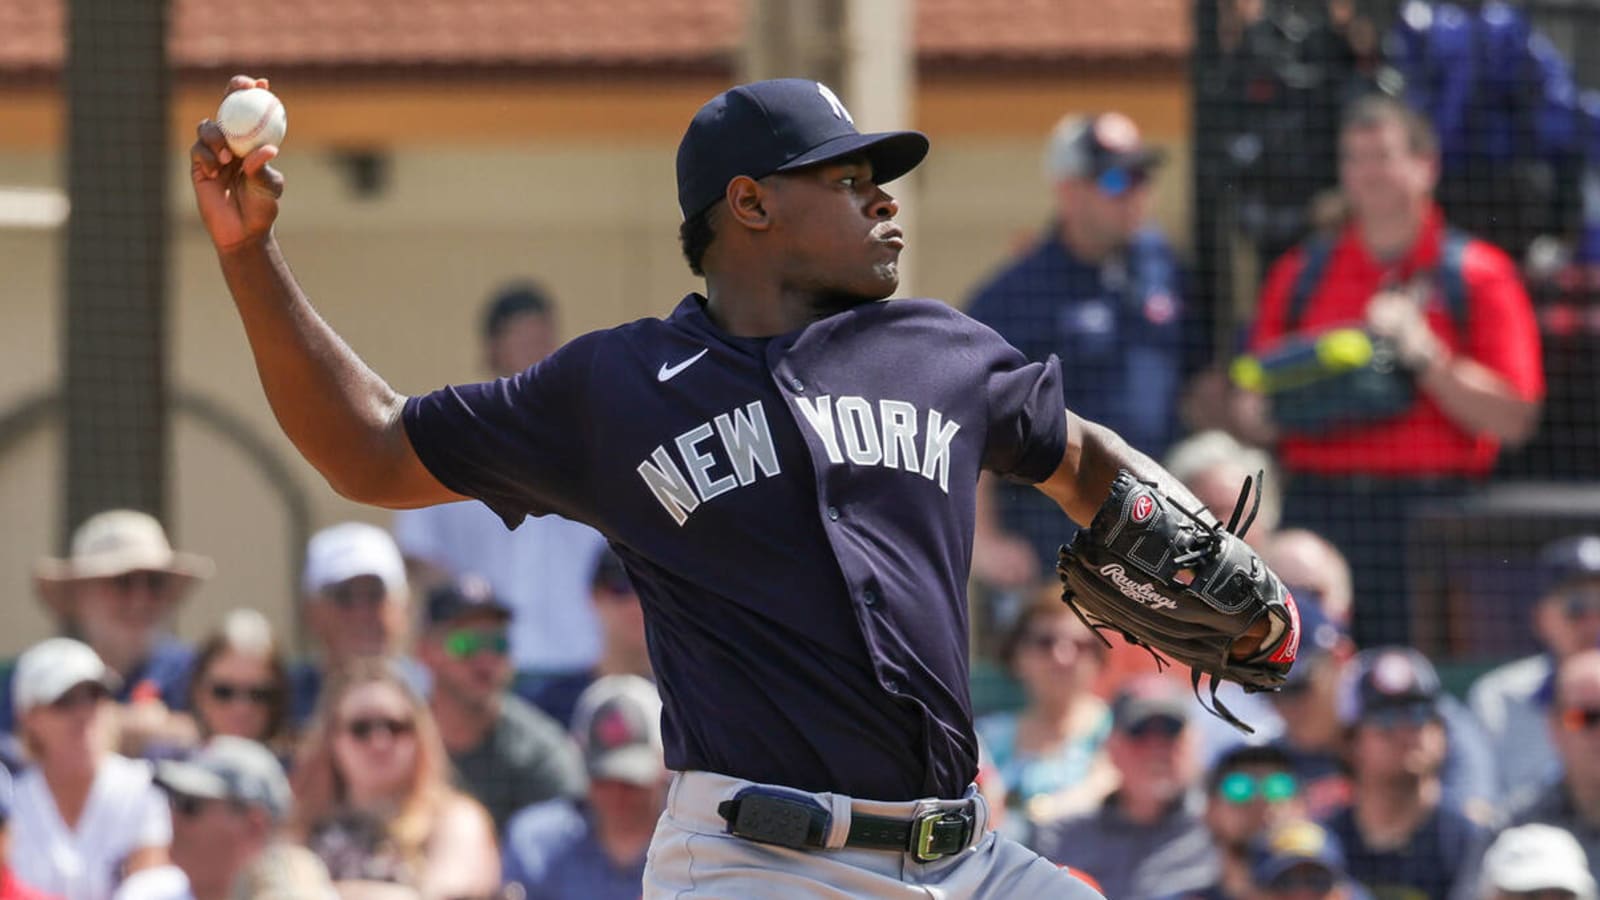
[290,659,497,900]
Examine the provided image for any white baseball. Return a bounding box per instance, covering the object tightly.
[216,87,287,158]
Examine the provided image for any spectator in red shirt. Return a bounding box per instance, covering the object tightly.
[1236,93,1543,646]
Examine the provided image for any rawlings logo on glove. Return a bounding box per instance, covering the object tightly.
[1098,564,1178,610]
[1058,469,1299,733]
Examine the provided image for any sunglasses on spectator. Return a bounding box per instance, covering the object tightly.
[168,793,210,819]
[443,629,510,660]
[1559,587,1600,619]
[108,570,171,594]
[1022,632,1099,655]
[1561,706,1600,733]
[344,716,415,742]
[326,583,391,612]
[1096,165,1150,197]
[1269,869,1337,894]
[207,680,277,706]
[49,682,110,712]
[1216,770,1298,804]
[1361,704,1436,731]
[1123,714,1185,740]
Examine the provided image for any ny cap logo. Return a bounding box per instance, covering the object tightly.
[817,83,853,124]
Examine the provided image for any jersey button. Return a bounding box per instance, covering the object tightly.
[862,590,878,607]
[790,378,805,392]
[826,506,840,521]
[884,679,901,693]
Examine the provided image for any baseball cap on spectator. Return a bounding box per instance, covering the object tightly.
[1480,824,1598,899]
[676,78,929,219]
[36,509,214,584]
[1249,819,1348,885]
[302,523,406,597]
[1336,646,1442,727]
[1540,535,1600,593]
[572,674,664,786]
[423,574,511,627]
[592,549,633,594]
[1044,112,1166,193]
[155,736,292,822]
[12,637,119,716]
[1112,676,1190,736]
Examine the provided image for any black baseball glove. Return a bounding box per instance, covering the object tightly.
[1057,469,1301,733]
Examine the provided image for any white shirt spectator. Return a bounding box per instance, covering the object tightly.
[394,502,607,673]
[11,754,172,900]
[1469,653,1562,801]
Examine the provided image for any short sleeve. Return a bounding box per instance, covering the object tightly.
[982,346,1068,483]
[1462,243,1544,401]
[402,333,602,528]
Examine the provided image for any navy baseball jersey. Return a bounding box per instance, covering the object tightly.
[404,294,1067,801]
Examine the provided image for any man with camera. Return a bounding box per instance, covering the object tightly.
[1233,93,1543,647]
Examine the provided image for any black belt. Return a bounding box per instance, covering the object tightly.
[716,789,977,863]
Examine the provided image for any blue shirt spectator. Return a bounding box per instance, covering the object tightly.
[503,675,667,900]
[503,800,647,900]
[968,112,1185,575]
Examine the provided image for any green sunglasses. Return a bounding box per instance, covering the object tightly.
[443,629,510,660]
[1217,771,1298,804]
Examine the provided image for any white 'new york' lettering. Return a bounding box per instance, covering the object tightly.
[794,394,960,494]
[638,400,783,526]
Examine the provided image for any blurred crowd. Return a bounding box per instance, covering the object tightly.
[8,1,1600,897]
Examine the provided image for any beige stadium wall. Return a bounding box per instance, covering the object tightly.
[0,70,1188,658]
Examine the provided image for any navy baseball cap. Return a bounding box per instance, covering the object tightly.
[425,574,511,626]
[1045,112,1166,191]
[1336,646,1442,726]
[1540,535,1600,593]
[675,78,930,219]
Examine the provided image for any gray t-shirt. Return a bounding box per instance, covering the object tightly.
[1032,790,1214,900]
[451,694,586,833]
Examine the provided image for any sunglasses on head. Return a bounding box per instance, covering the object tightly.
[109,570,171,594]
[443,629,510,660]
[344,716,415,742]
[1095,165,1150,197]
[1561,706,1600,733]
[1217,770,1298,804]
[1124,714,1185,740]
[49,682,110,712]
[208,680,277,706]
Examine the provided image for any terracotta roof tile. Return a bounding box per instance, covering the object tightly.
[0,0,1185,74]
[917,0,1189,62]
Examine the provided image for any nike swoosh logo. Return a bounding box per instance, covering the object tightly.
[657,348,709,382]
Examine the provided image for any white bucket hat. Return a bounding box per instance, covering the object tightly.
[36,509,214,583]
